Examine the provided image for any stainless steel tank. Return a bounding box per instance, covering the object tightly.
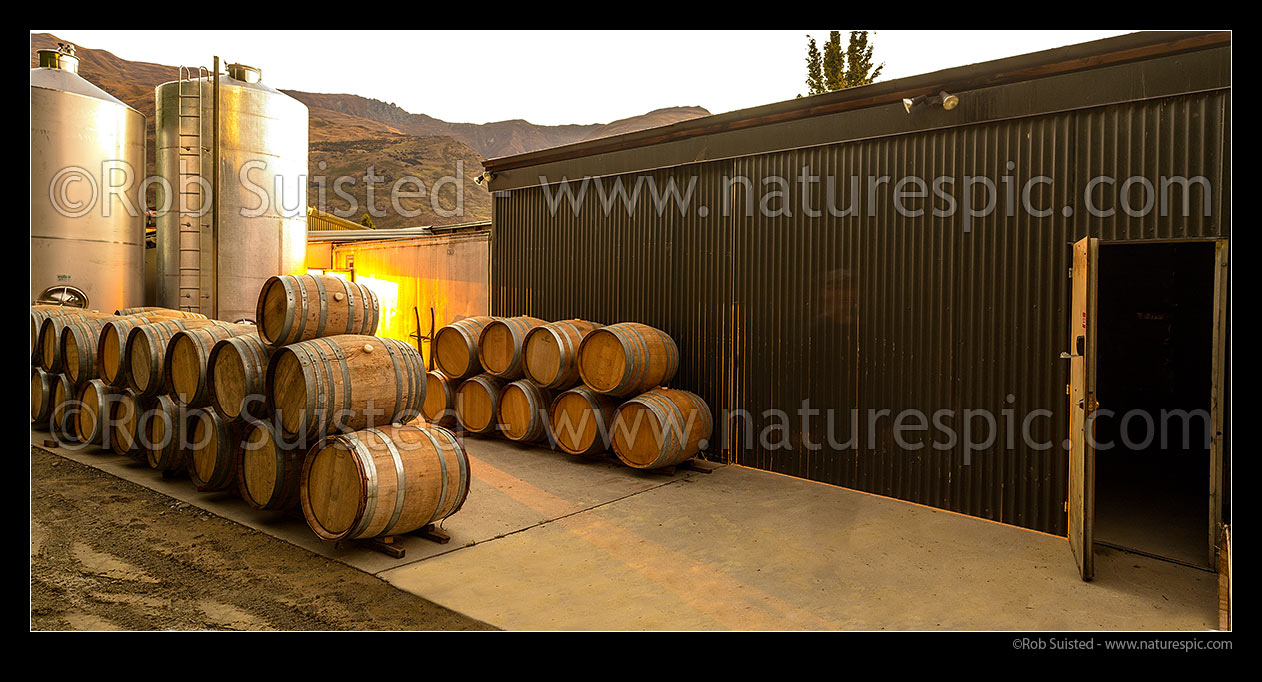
[155,62,308,323]
[30,43,146,311]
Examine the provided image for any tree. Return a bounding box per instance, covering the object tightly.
[360,213,376,229]
[822,31,843,92]
[804,36,824,96]
[802,30,885,96]
[843,30,883,87]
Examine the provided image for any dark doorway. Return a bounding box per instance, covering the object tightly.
[1094,241,1215,567]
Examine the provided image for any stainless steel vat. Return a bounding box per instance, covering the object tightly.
[155,62,308,323]
[30,43,146,311]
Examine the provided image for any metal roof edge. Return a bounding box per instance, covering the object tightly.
[307,220,490,242]
[482,30,1229,176]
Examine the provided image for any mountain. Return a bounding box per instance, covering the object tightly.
[307,135,491,229]
[578,107,714,143]
[285,90,710,160]
[31,33,712,227]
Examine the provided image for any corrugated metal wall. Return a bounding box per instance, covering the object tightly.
[491,90,1229,535]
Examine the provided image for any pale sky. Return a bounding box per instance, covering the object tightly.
[36,30,1134,126]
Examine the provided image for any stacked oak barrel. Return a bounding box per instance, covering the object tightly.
[249,274,471,542]
[30,274,472,545]
[31,305,210,449]
[428,315,713,470]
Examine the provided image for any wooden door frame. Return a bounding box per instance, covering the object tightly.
[1068,236,1098,581]
[1088,236,1229,570]
[1208,239,1229,567]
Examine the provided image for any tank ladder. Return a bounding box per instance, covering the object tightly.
[175,66,209,314]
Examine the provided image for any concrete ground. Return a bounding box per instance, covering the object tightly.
[31,427,1219,630]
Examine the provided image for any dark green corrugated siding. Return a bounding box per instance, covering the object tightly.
[490,90,1229,536]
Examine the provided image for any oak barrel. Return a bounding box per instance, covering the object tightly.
[256,274,380,347]
[522,319,602,390]
[115,306,207,319]
[237,419,304,511]
[454,373,505,435]
[207,333,276,423]
[498,380,556,443]
[185,408,242,492]
[126,319,232,398]
[50,372,77,443]
[31,367,54,425]
[611,388,713,469]
[96,315,181,387]
[60,316,118,386]
[300,424,470,541]
[38,311,117,372]
[433,316,494,380]
[165,323,257,407]
[109,390,144,456]
[141,394,187,473]
[76,379,119,447]
[577,322,679,397]
[266,335,425,439]
[549,387,620,456]
[421,369,458,427]
[477,315,546,380]
[31,308,94,362]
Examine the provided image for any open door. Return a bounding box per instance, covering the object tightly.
[1208,240,1228,567]
[1068,236,1099,581]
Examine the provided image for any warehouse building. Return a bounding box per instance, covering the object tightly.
[481,31,1231,580]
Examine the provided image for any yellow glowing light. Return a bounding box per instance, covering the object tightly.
[306,268,352,280]
[355,274,402,339]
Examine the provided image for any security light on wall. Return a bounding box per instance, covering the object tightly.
[903,90,960,114]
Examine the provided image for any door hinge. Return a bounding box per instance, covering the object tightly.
[1064,501,1069,513]
[1066,383,1070,395]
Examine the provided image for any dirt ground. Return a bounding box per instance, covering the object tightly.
[30,448,494,631]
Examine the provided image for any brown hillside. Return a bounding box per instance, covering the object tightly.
[286,90,712,159]
[309,136,490,229]
[579,106,712,141]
